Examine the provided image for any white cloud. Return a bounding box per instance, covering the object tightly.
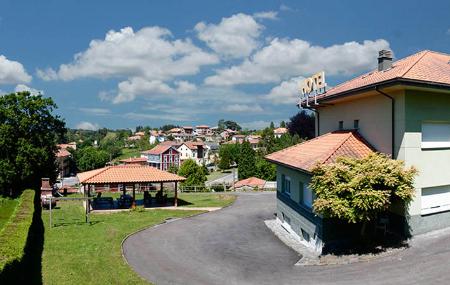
[253,11,278,20]
[195,13,263,58]
[265,76,304,104]
[14,84,44,96]
[75,121,100,130]
[111,78,197,104]
[240,120,274,130]
[79,108,111,115]
[37,26,218,82]
[0,55,32,84]
[205,38,390,86]
[124,112,193,122]
[279,4,294,12]
[223,104,264,113]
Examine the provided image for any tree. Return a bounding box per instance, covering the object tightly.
[269,121,275,129]
[238,141,256,180]
[160,124,178,132]
[217,119,225,131]
[218,143,240,170]
[0,92,66,196]
[310,153,417,237]
[223,120,241,131]
[287,110,315,139]
[280,121,286,128]
[75,147,110,172]
[178,159,207,186]
[255,157,276,181]
[167,164,178,174]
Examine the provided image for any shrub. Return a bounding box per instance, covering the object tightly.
[310,153,417,236]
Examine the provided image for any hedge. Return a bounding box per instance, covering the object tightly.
[0,189,35,271]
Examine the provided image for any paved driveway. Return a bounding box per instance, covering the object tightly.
[123,192,450,285]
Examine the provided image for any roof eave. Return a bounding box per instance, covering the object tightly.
[315,78,450,105]
[264,157,312,175]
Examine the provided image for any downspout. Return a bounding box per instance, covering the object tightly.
[375,87,395,158]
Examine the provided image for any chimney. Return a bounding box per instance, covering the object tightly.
[378,50,393,71]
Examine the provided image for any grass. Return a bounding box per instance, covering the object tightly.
[206,171,229,181]
[115,148,142,161]
[177,193,236,208]
[0,190,35,272]
[0,198,19,231]
[39,192,235,284]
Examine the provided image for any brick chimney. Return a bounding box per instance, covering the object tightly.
[378,50,393,71]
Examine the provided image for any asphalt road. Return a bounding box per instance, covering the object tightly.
[123,192,450,285]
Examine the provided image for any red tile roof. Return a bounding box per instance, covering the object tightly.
[234,177,266,189]
[77,165,185,184]
[265,131,375,172]
[56,148,71,158]
[141,144,178,155]
[196,125,210,129]
[273,127,288,134]
[119,157,148,164]
[317,50,450,101]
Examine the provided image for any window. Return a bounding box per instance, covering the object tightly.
[282,213,291,225]
[301,229,310,242]
[339,121,344,130]
[302,183,313,208]
[281,174,291,195]
[422,122,450,149]
[354,119,359,129]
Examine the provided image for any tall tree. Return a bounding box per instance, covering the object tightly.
[217,119,225,131]
[223,120,241,131]
[280,121,286,128]
[238,141,256,180]
[178,159,207,186]
[287,110,315,139]
[74,147,110,172]
[0,92,66,196]
[269,121,275,129]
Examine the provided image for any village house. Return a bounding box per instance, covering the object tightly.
[266,50,450,252]
[141,143,180,171]
[273,127,288,138]
[149,130,166,144]
[176,141,205,165]
[195,125,212,136]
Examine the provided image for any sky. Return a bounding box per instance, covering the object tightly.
[0,0,449,131]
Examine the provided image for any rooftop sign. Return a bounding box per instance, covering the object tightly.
[299,71,327,107]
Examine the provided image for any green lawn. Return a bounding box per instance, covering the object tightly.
[40,193,235,284]
[206,171,229,181]
[178,193,236,208]
[115,148,142,161]
[0,198,19,231]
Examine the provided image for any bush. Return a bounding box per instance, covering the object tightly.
[0,190,35,271]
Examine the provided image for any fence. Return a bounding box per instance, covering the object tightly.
[179,184,277,193]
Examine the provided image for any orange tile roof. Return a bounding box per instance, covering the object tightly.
[56,148,71,158]
[234,177,266,188]
[273,127,288,134]
[119,157,148,163]
[265,131,375,172]
[77,165,185,184]
[141,144,178,155]
[196,125,210,128]
[316,50,450,101]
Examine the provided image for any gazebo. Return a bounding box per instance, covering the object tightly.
[77,165,186,208]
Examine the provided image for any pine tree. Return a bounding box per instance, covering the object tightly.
[238,141,256,180]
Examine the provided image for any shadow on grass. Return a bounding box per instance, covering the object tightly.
[0,194,44,285]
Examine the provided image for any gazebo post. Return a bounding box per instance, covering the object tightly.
[174,181,178,207]
[132,183,136,209]
[122,184,126,196]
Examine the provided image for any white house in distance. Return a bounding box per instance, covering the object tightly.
[266,50,450,253]
[176,141,205,165]
[273,127,288,138]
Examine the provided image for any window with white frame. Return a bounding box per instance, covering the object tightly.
[421,185,450,215]
[422,122,450,149]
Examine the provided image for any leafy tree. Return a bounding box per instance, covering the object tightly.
[280,121,286,128]
[238,141,256,180]
[75,147,110,172]
[269,121,275,129]
[255,157,276,181]
[178,159,207,186]
[218,143,240,170]
[310,153,417,237]
[167,164,179,174]
[287,110,315,139]
[0,92,66,196]
[160,124,178,132]
[223,120,241,131]
[217,119,225,131]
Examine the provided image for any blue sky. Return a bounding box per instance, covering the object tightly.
[0,0,449,130]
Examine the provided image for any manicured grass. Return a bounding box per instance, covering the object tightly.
[0,198,19,231]
[42,201,203,284]
[178,193,236,208]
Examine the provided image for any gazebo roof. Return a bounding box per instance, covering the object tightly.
[77,165,186,184]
